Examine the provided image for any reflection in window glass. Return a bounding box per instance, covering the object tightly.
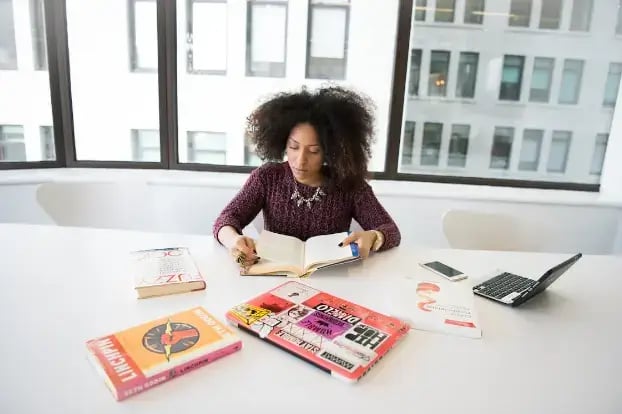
[490,127,514,169]
[558,59,583,104]
[131,129,160,162]
[401,121,416,165]
[547,131,571,173]
[518,129,542,171]
[186,0,227,74]
[428,51,450,97]
[529,57,554,103]
[0,0,18,69]
[434,0,455,23]
[129,0,158,71]
[0,125,26,162]
[414,0,427,21]
[187,131,226,164]
[421,123,442,166]
[448,124,469,167]
[456,52,478,98]
[603,62,621,107]
[409,49,421,96]
[569,0,593,32]
[247,1,287,77]
[590,134,608,175]
[307,1,349,80]
[539,0,562,29]
[508,0,532,27]
[499,55,524,101]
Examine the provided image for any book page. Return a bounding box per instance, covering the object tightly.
[256,230,304,269]
[303,232,355,270]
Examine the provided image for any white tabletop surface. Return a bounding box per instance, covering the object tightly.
[1,223,621,414]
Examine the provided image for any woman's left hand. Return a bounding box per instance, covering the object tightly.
[339,230,378,259]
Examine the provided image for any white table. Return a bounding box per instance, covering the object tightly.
[1,223,621,414]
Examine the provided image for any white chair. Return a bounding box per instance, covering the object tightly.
[442,209,533,251]
[36,181,154,231]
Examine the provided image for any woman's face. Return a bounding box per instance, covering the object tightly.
[286,123,323,184]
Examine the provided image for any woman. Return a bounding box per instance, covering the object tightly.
[213,86,401,270]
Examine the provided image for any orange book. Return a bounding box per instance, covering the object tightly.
[86,307,241,401]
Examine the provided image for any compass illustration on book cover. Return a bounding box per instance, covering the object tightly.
[142,320,200,361]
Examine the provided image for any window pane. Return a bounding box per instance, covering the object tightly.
[0,0,17,69]
[131,129,160,162]
[414,0,427,21]
[499,55,524,101]
[409,49,421,96]
[30,0,47,70]
[186,131,227,164]
[40,126,55,161]
[0,125,26,161]
[401,121,416,165]
[435,0,455,23]
[539,0,562,29]
[456,52,478,98]
[421,123,442,166]
[617,0,622,34]
[529,57,554,102]
[603,62,622,107]
[590,134,608,175]
[67,0,160,161]
[547,131,571,173]
[428,51,450,97]
[464,0,484,24]
[307,4,348,80]
[490,127,514,169]
[558,59,584,104]
[569,0,593,31]
[508,0,532,27]
[518,129,542,171]
[448,124,469,167]
[187,0,227,74]
[247,2,287,77]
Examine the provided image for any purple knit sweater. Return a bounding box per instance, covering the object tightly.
[213,162,401,251]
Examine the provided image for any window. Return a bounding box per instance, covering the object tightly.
[401,121,416,165]
[40,126,55,161]
[128,0,158,72]
[0,125,26,162]
[603,63,622,107]
[499,55,524,101]
[464,0,484,24]
[539,0,562,30]
[245,139,262,167]
[547,131,571,173]
[518,129,543,171]
[508,0,532,27]
[408,49,421,96]
[434,0,455,23]
[187,131,226,164]
[617,1,622,34]
[414,0,427,22]
[569,0,593,32]
[0,0,17,69]
[529,57,554,103]
[490,127,514,169]
[590,134,608,175]
[421,123,442,166]
[306,0,349,80]
[247,0,287,78]
[448,125,469,167]
[456,52,478,98]
[558,59,584,104]
[428,51,450,97]
[186,0,227,74]
[131,129,160,162]
[30,0,48,70]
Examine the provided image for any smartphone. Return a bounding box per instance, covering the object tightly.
[419,261,467,281]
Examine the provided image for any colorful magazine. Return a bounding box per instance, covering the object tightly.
[225,281,409,382]
[86,307,241,401]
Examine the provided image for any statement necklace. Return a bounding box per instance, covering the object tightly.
[291,180,325,209]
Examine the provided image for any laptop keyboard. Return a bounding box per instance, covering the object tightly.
[473,272,535,300]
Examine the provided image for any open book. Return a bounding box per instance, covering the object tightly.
[244,230,360,277]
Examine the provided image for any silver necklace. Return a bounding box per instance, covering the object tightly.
[291,181,326,209]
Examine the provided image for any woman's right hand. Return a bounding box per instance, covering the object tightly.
[229,235,259,271]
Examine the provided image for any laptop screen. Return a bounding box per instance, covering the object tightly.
[531,253,582,295]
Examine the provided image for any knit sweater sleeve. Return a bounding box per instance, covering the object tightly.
[212,167,266,243]
[352,182,401,251]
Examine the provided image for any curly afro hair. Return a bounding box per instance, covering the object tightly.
[246,85,376,191]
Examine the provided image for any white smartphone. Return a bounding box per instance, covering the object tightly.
[419,261,467,281]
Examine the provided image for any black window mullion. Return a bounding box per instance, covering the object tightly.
[158,0,177,169]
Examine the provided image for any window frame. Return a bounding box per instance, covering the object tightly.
[185,0,228,76]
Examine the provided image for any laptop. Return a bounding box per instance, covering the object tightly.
[225,280,409,382]
[472,253,582,307]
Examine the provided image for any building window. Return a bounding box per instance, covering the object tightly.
[547,131,571,173]
[617,1,622,34]
[187,131,226,164]
[0,125,26,162]
[0,0,18,70]
[518,129,543,171]
[40,126,55,161]
[539,0,562,29]
[247,0,287,78]
[603,62,622,107]
[448,124,469,167]
[128,0,158,72]
[558,59,584,104]
[414,0,427,21]
[409,49,421,96]
[30,0,48,70]
[131,129,160,162]
[590,134,608,175]
[434,0,455,23]
[508,0,532,27]
[428,51,450,97]
[401,121,416,165]
[421,122,442,166]
[569,0,593,32]
[499,55,524,101]
[186,0,227,74]
[490,127,514,169]
[464,0,484,24]
[456,52,478,98]
[306,0,349,80]
[529,57,554,103]
[245,139,262,167]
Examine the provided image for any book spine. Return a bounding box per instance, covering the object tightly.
[114,340,242,401]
